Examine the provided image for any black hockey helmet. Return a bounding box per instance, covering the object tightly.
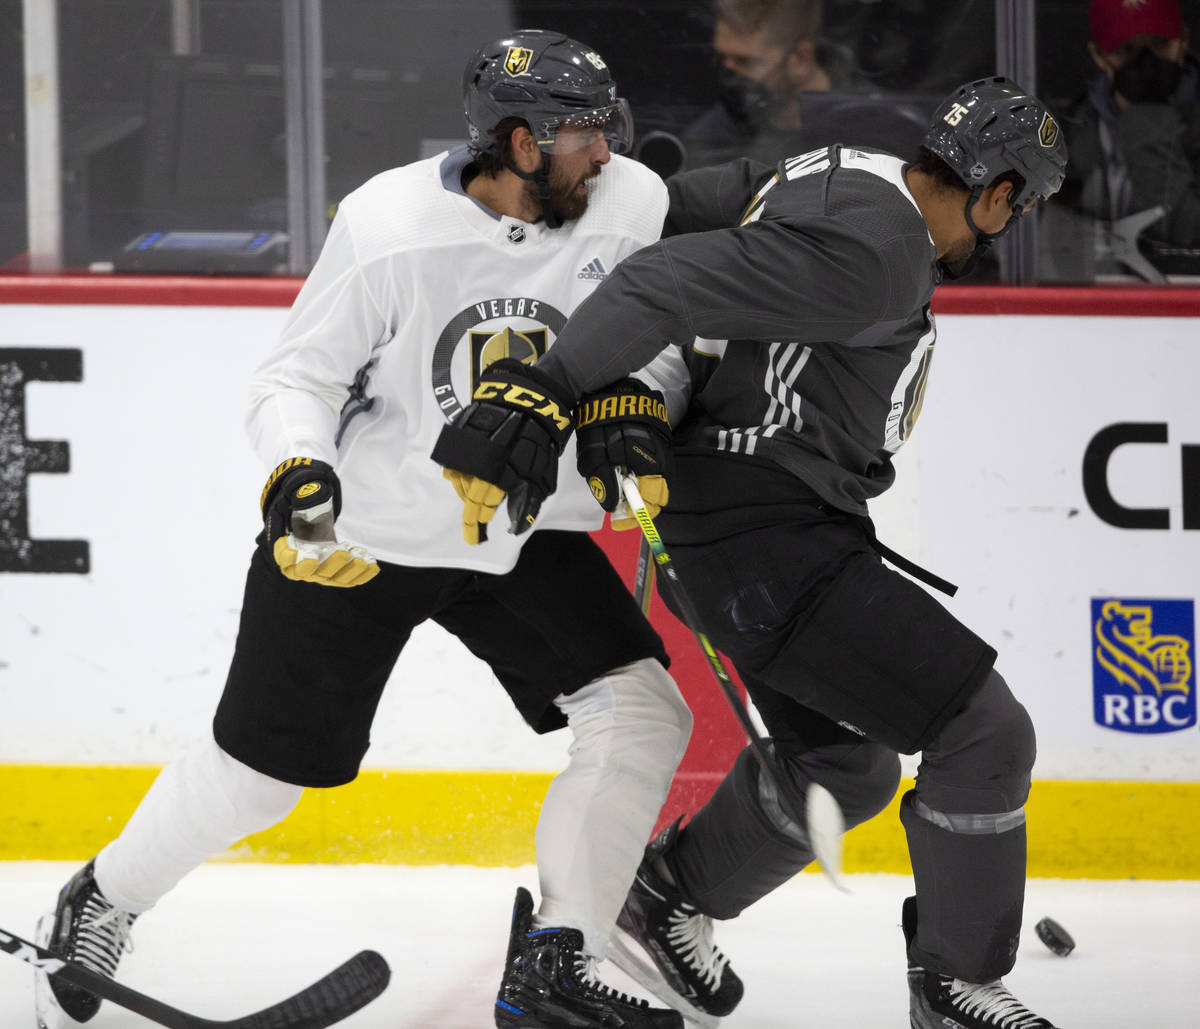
[924,76,1068,207]
[462,29,634,157]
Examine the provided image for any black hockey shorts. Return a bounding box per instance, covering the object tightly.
[212,530,668,787]
[657,514,996,755]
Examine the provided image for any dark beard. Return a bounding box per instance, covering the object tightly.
[526,165,596,223]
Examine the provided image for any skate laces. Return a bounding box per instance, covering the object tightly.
[72,891,137,976]
[944,977,1048,1028]
[665,902,729,989]
[575,954,650,1009]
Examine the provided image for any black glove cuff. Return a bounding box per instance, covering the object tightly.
[260,457,342,541]
[576,378,671,436]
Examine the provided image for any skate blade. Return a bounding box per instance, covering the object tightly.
[607,931,720,1029]
[33,914,72,1029]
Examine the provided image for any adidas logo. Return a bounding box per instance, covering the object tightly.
[577,258,608,281]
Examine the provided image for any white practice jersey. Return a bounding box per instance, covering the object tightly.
[247,146,669,573]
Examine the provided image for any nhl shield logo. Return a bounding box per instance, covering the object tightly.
[1038,112,1060,148]
[504,46,532,76]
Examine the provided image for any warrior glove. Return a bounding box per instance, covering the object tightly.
[431,358,575,545]
[575,378,673,530]
[260,457,380,587]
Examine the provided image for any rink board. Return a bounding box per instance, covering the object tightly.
[1,279,1198,877]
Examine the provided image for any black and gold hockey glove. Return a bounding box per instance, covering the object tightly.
[260,457,379,587]
[575,378,673,530]
[431,358,575,544]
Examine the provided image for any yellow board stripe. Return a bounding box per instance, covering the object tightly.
[2,766,1197,879]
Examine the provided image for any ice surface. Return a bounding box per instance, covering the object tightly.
[2,862,1196,1027]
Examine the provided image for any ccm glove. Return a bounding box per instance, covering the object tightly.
[575,378,673,530]
[260,457,380,587]
[431,358,575,544]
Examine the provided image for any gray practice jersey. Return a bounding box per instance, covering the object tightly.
[538,146,941,515]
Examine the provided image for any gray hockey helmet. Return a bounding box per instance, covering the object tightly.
[462,29,634,156]
[924,76,1068,207]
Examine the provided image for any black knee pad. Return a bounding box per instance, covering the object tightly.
[772,738,901,831]
[666,738,900,920]
[918,669,1036,814]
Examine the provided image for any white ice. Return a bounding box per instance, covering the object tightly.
[2,862,1197,1027]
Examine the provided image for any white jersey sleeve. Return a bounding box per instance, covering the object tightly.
[246,211,389,469]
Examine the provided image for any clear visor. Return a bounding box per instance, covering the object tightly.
[535,99,634,155]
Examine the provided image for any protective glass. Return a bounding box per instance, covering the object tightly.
[535,99,635,155]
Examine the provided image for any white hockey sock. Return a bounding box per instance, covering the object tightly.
[94,735,303,913]
[534,658,691,957]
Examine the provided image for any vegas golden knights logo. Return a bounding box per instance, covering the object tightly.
[431,297,567,423]
[470,326,548,395]
[504,47,533,76]
[1038,113,1060,148]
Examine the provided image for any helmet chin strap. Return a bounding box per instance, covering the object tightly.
[504,152,562,229]
[941,189,1022,279]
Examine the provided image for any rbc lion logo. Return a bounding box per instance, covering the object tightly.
[1091,598,1195,733]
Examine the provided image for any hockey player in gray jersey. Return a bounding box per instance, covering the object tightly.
[36,30,693,1029]
[435,77,1070,1029]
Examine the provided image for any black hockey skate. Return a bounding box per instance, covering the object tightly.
[609,819,743,1029]
[495,886,683,1029]
[35,859,138,1025]
[903,896,1061,1029]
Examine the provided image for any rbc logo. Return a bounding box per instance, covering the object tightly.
[1091,598,1195,733]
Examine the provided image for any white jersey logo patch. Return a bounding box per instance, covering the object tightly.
[430,297,568,423]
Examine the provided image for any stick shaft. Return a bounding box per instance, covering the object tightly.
[618,472,846,889]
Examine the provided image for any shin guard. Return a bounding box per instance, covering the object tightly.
[900,789,1027,982]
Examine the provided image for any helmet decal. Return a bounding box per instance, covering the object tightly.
[503,47,532,76]
[943,102,970,127]
[1039,112,1060,148]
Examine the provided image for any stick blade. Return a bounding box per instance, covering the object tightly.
[806,782,850,894]
[231,949,390,1029]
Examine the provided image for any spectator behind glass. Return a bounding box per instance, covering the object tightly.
[1060,0,1200,265]
[679,0,928,169]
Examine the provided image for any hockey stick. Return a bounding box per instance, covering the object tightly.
[633,534,655,616]
[618,472,847,891]
[6,925,390,1029]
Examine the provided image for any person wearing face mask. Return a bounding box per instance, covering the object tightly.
[1060,0,1200,263]
[679,0,927,170]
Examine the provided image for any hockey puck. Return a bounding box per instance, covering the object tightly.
[1034,917,1075,957]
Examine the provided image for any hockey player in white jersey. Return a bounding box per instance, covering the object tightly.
[36,30,691,1029]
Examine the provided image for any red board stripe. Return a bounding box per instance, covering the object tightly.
[3,276,1200,316]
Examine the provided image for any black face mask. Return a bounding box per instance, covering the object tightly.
[1113,47,1183,104]
[716,66,774,133]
